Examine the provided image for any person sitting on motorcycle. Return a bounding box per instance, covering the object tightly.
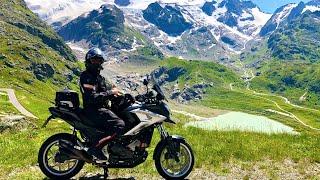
[80,48,128,161]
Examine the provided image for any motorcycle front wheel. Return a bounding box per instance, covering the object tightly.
[154,141,194,179]
[38,133,85,179]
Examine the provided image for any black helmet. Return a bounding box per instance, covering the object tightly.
[85,48,105,74]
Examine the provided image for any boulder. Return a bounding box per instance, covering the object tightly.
[30,63,55,81]
[0,115,35,133]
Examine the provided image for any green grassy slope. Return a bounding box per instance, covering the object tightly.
[1,56,319,179]
[0,0,76,61]
[0,0,82,119]
[240,11,320,113]
[160,57,243,89]
[251,60,320,108]
[158,58,320,132]
[0,110,319,179]
[268,11,320,62]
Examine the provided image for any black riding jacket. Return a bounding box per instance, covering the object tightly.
[80,70,113,110]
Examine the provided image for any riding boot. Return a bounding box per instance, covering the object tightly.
[87,147,108,162]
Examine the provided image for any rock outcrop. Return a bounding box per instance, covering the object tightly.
[0,115,35,133]
[143,2,193,36]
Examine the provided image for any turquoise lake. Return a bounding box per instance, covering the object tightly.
[184,112,298,134]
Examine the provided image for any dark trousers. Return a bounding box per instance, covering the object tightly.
[85,108,125,136]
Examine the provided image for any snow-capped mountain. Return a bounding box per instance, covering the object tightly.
[24,0,271,36]
[24,0,113,29]
[260,0,320,36]
[24,0,271,59]
[123,0,271,56]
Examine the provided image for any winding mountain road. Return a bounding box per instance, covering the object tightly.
[250,90,320,131]
[0,88,38,119]
[233,63,320,131]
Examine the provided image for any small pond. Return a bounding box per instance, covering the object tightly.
[184,112,298,134]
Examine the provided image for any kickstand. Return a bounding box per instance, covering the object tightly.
[103,167,109,179]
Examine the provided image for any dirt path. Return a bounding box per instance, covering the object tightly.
[251,89,319,113]
[251,90,320,131]
[245,73,320,130]
[172,109,211,121]
[0,88,37,119]
[242,68,319,112]
[235,63,320,131]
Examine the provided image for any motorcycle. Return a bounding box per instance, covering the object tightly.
[38,75,194,179]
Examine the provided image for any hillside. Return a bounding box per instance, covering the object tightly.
[58,5,131,51]
[0,0,80,117]
[240,5,320,109]
[251,60,320,107]
[267,11,320,61]
[2,56,320,179]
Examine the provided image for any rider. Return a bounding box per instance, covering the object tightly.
[80,48,127,161]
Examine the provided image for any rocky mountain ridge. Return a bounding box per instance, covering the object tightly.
[23,0,320,63]
[260,0,320,36]
[24,0,271,60]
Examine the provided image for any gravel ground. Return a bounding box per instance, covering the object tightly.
[73,159,320,180]
[4,159,319,179]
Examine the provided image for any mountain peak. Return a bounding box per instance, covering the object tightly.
[25,0,271,57]
[58,4,126,47]
[114,0,130,6]
[260,0,320,36]
[142,2,193,36]
[307,0,320,6]
[218,0,257,14]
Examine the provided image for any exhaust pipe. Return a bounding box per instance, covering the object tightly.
[59,140,93,163]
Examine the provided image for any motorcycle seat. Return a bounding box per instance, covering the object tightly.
[49,107,96,127]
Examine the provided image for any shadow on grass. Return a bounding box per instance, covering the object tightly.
[79,175,135,180]
[44,175,136,180]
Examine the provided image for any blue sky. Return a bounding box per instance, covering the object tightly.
[252,0,309,13]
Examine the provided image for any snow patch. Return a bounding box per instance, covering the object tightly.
[66,42,86,52]
[208,43,216,49]
[24,0,114,25]
[167,35,182,44]
[121,37,144,52]
[250,8,272,36]
[275,3,297,25]
[303,5,320,13]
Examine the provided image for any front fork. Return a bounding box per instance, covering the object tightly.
[157,124,169,139]
[156,124,180,162]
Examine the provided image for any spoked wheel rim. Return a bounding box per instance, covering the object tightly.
[43,140,79,176]
[159,143,193,178]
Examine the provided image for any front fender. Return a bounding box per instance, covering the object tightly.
[153,135,185,160]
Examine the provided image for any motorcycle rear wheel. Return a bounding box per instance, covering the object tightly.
[154,141,194,179]
[38,133,85,179]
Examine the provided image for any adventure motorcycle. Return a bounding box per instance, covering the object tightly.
[38,76,194,179]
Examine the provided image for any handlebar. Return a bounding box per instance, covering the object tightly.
[135,91,162,104]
